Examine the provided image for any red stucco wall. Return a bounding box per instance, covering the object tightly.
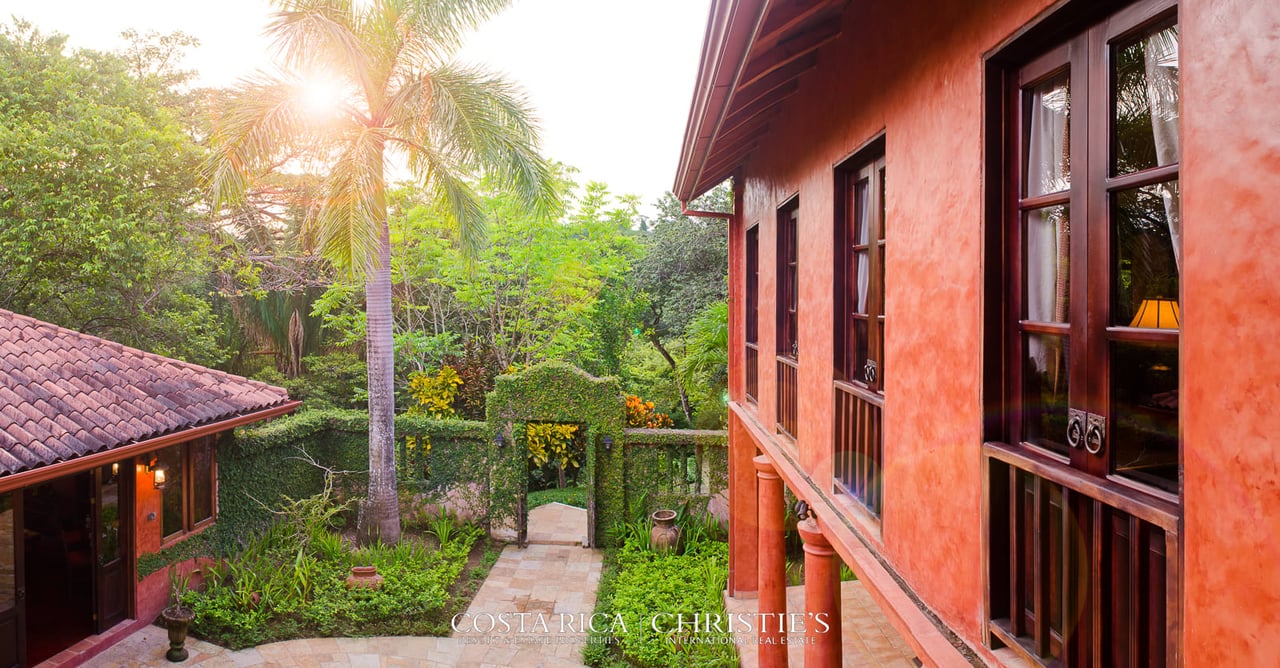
[733,0,1057,646]
[1180,0,1280,663]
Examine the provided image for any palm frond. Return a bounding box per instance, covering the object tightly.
[268,0,373,98]
[204,72,311,208]
[312,125,390,276]
[398,0,514,62]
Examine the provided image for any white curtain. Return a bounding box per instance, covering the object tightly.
[1026,79,1070,374]
[855,183,870,314]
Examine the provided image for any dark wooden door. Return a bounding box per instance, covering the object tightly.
[93,464,129,632]
[0,492,25,668]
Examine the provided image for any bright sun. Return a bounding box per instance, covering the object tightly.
[300,74,345,121]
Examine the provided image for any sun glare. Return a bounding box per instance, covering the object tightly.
[300,74,345,121]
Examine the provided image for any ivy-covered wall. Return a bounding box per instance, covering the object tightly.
[141,366,726,573]
[618,429,728,525]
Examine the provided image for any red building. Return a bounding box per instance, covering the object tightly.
[674,0,1279,665]
[0,310,296,666]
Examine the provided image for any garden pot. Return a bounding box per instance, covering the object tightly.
[161,605,195,662]
[347,565,384,589]
[650,509,681,554]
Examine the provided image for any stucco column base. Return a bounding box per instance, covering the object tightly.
[754,455,788,667]
[799,517,842,667]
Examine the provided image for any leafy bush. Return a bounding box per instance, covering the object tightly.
[185,490,480,649]
[624,394,673,429]
[406,366,463,418]
[588,508,736,667]
[525,422,582,489]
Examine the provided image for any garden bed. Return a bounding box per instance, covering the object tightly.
[180,491,503,650]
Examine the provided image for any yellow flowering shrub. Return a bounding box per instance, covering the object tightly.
[406,366,463,419]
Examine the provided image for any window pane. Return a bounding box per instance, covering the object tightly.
[1114,24,1180,175]
[852,318,868,383]
[0,494,13,611]
[1113,181,1180,326]
[877,317,885,390]
[1111,342,1178,492]
[854,179,871,244]
[1022,333,1070,455]
[100,464,121,562]
[1024,205,1070,323]
[191,439,214,524]
[160,445,185,538]
[1024,72,1071,196]
[854,250,869,314]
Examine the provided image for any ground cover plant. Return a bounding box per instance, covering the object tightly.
[182,486,493,649]
[585,508,737,668]
[528,485,587,509]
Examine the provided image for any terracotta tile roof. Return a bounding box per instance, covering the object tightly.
[0,309,290,476]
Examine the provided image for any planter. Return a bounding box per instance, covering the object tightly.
[346,565,384,589]
[161,605,195,662]
[650,509,681,554]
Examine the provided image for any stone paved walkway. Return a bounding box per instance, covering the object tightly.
[84,504,597,668]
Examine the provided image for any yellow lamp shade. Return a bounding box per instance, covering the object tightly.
[1129,298,1181,329]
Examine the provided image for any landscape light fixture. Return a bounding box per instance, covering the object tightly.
[603,435,613,452]
[494,433,505,449]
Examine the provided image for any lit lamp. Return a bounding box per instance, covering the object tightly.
[1129,298,1181,329]
[146,455,169,490]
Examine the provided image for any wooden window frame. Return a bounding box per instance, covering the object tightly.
[745,224,760,403]
[775,198,799,359]
[160,436,218,545]
[834,136,887,390]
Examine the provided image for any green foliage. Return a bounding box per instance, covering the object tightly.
[253,352,367,410]
[186,491,481,649]
[527,485,586,509]
[0,21,224,365]
[525,422,582,488]
[587,518,736,668]
[406,366,464,419]
[681,301,729,429]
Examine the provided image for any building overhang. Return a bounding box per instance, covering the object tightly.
[673,0,849,203]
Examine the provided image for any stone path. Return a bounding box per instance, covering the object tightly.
[83,504,597,668]
[725,579,919,668]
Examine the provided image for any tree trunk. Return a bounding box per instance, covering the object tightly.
[648,333,693,423]
[358,219,402,545]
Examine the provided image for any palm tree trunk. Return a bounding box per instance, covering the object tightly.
[359,219,402,545]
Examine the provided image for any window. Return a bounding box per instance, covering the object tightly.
[745,225,760,402]
[1005,0,1181,493]
[833,140,886,514]
[985,2,1181,664]
[161,436,217,541]
[775,199,799,439]
[775,200,799,359]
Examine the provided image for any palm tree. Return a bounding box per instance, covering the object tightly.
[205,0,558,544]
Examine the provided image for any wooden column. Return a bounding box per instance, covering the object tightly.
[799,517,842,667]
[754,455,788,667]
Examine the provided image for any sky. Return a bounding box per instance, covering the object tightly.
[5,0,712,214]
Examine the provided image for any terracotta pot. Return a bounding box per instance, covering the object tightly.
[161,605,195,662]
[347,565,384,589]
[650,509,681,554]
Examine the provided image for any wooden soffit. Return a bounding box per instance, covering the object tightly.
[674,0,849,202]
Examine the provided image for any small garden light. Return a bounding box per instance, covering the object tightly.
[793,499,812,521]
[494,433,505,449]
[603,435,613,452]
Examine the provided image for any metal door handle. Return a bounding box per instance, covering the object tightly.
[1086,414,1106,455]
[1067,409,1086,449]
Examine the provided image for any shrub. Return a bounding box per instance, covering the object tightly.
[624,394,673,429]
[406,366,464,419]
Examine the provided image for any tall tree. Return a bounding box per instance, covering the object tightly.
[633,186,731,421]
[206,0,557,544]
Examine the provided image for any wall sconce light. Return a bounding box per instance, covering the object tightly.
[1129,297,1180,329]
[111,462,119,477]
[145,455,168,490]
[494,433,505,449]
[603,435,613,452]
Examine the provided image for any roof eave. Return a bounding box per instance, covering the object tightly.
[673,0,770,203]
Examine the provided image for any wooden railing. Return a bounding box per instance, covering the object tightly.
[775,356,798,439]
[834,380,883,516]
[745,342,759,402]
[985,443,1179,667]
